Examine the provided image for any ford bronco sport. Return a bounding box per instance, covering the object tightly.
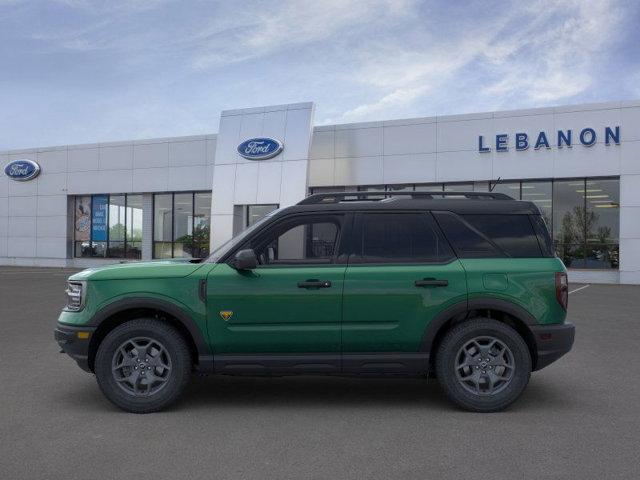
[55,191,575,413]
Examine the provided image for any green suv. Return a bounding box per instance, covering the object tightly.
[55,191,575,413]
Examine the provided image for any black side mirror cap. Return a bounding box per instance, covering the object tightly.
[231,249,258,271]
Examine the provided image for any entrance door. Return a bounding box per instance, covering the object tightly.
[341,212,467,373]
[206,213,347,364]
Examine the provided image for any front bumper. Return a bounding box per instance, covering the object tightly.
[530,322,575,371]
[54,324,96,373]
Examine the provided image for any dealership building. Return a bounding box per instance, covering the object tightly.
[1,100,639,284]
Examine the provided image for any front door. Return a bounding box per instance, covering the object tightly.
[206,213,347,361]
[341,212,467,373]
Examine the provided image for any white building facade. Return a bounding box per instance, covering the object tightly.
[2,100,639,284]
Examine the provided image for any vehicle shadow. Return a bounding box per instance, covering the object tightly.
[52,373,577,414]
[177,373,576,413]
[183,375,449,410]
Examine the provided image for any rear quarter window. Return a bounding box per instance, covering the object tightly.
[461,214,543,258]
[530,214,554,257]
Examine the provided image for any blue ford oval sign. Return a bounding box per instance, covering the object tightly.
[237,138,283,160]
[4,159,41,181]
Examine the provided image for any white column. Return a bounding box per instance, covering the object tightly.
[210,103,315,250]
[619,173,640,284]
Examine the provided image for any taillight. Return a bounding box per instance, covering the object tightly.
[555,272,568,310]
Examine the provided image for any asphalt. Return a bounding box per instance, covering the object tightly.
[1,267,639,479]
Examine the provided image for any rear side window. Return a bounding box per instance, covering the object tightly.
[354,213,454,263]
[433,212,503,258]
[461,214,542,258]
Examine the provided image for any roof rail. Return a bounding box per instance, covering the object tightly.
[298,191,513,205]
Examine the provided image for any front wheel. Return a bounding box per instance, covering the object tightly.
[95,319,192,413]
[435,319,531,412]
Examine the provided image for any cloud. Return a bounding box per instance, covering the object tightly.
[334,0,626,123]
[0,0,635,149]
[337,36,494,121]
[481,0,622,104]
[190,0,415,70]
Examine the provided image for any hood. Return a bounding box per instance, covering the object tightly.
[69,259,206,281]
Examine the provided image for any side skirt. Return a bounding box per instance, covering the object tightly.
[211,352,430,377]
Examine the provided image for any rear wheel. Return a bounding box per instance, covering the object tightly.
[436,318,531,412]
[95,319,192,413]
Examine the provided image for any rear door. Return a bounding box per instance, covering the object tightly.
[341,211,467,372]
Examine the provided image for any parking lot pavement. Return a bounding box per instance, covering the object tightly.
[1,267,639,480]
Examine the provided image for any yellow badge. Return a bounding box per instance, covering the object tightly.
[219,310,233,321]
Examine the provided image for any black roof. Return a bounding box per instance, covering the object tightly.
[279,191,541,215]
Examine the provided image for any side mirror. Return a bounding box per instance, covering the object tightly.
[232,249,258,271]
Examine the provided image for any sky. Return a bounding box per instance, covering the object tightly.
[1,0,639,150]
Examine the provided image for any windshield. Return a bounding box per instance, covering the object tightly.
[206,208,281,263]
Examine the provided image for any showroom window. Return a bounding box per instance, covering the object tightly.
[309,177,619,269]
[153,192,211,259]
[553,179,619,269]
[246,204,279,227]
[74,194,143,259]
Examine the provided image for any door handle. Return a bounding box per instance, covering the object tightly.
[297,279,332,289]
[415,278,448,287]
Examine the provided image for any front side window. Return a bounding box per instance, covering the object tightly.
[247,216,341,266]
[354,213,453,263]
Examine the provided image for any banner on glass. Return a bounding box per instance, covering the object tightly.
[91,195,108,242]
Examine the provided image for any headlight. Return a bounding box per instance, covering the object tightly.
[64,281,86,311]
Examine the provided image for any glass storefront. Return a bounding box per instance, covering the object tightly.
[246,204,279,227]
[310,177,620,270]
[553,179,619,269]
[152,192,211,259]
[74,193,143,259]
[73,178,619,269]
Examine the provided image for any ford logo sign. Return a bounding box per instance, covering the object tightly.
[4,159,41,181]
[237,138,283,160]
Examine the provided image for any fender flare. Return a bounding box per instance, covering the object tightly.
[88,297,212,370]
[421,297,537,353]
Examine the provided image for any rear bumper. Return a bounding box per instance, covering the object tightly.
[54,324,96,373]
[531,322,575,371]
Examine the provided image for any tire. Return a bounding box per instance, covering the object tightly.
[94,318,192,413]
[435,318,531,412]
